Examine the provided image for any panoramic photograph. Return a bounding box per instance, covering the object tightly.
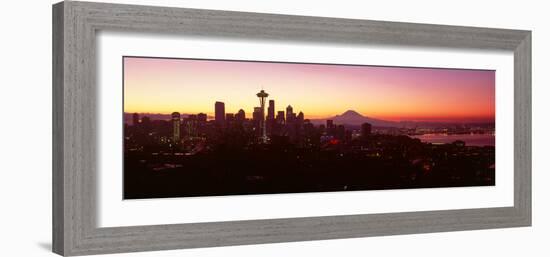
[123,56,495,199]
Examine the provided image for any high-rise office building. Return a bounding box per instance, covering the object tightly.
[171,112,181,143]
[297,111,304,124]
[326,119,335,136]
[361,122,372,138]
[236,109,246,122]
[266,100,275,135]
[267,100,275,120]
[196,113,207,136]
[215,101,225,125]
[336,125,346,140]
[290,113,297,122]
[225,113,235,124]
[286,105,294,123]
[326,119,334,129]
[186,114,198,138]
[252,107,262,133]
[276,111,285,124]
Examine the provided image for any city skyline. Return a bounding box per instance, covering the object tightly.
[124,57,495,123]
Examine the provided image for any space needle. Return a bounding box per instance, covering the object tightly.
[256,89,269,143]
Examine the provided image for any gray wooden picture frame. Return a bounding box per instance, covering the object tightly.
[52,1,531,256]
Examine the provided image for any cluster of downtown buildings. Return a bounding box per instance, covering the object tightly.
[126,90,372,152]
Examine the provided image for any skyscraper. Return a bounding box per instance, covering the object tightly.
[336,125,346,140]
[361,122,372,138]
[197,113,207,135]
[276,111,285,125]
[326,119,334,129]
[297,111,304,124]
[326,119,334,136]
[225,113,235,124]
[286,105,294,124]
[253,107,262,134]
[267,100,275,120]
[171,112,181,143]
[256,90,269,143]
[186,114,198,138]
[236,109,246,122]
[215,101,225,126]
[266,100,275,135]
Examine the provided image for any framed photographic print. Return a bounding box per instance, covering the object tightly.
[53,1,531,256]
[122,57,497,199]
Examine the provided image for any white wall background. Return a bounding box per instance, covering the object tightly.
[0,0,547,256]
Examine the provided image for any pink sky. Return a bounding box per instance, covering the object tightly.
[124,57,495,122]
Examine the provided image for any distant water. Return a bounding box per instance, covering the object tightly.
[411,133,495,147]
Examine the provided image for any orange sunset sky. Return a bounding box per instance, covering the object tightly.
[123,56,495,123]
